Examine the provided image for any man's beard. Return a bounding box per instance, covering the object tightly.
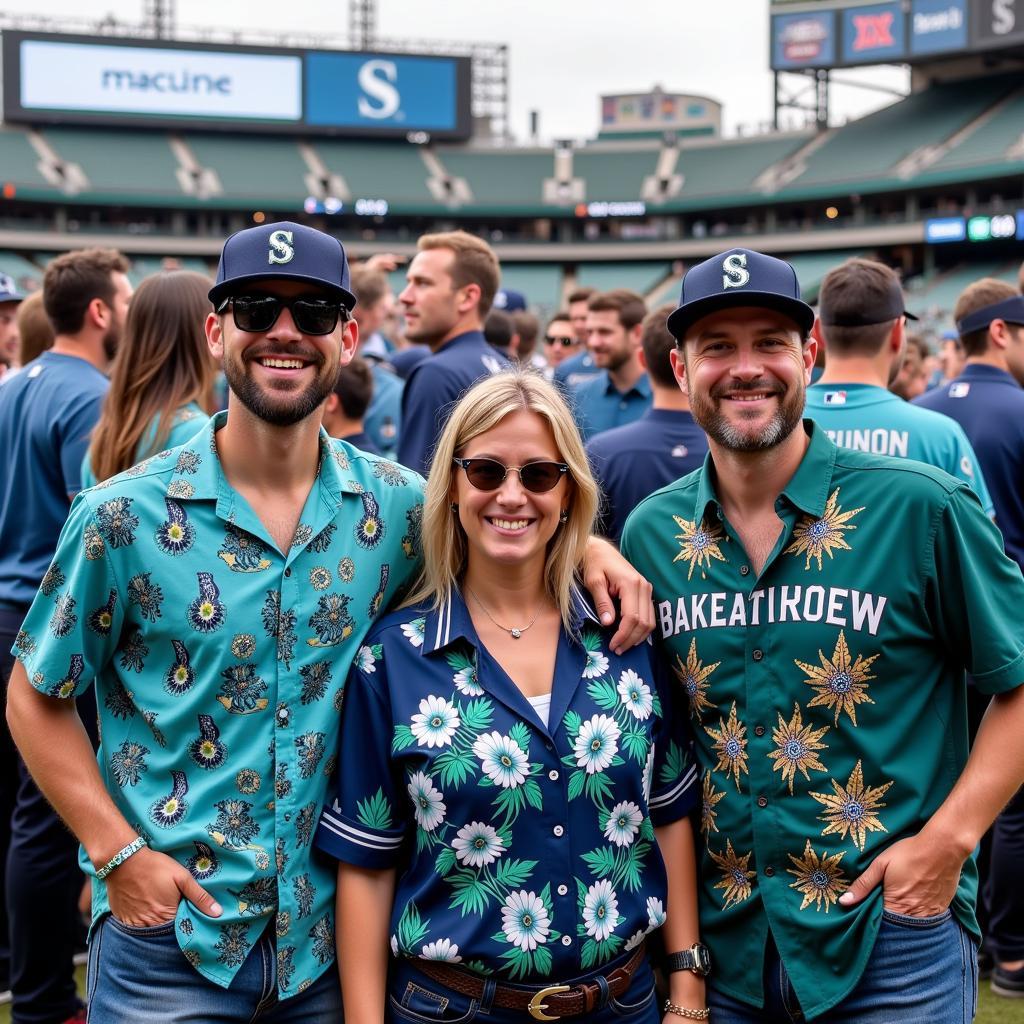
[102,321,121,362]
[690,376,805,453]
[224,349,333,427]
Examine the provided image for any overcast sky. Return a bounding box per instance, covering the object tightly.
[0,0,910,140]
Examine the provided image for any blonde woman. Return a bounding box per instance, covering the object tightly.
[315,370,707,1023]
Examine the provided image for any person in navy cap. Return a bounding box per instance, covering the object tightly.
[618,247,1024,1022]
[8,221,658,1023]
[914,277,1024,1000]
[0,273,25,382]
[586,304,707,542]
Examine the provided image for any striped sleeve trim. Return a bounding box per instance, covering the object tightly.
[649,762,697,810]
[318,807,403,851]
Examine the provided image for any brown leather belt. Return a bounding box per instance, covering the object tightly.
[412,941,646,1020]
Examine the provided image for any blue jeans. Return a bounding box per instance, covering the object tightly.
[86,914,342,1023]
[708,910,978,1023]
[387,954,660,1023]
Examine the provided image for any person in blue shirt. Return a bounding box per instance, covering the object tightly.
[554,288,600,389]
[0,247,132,1024]
[587,304,708,542]
[350,265,403,457]
[397,231,509,474]
[317,369,704,1023]
[807,258,993,515]
[81,270,215,489]
[571,290,652,442]
[913,277,1024,999]
[321,355,381,454]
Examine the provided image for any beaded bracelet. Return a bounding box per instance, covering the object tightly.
[664,999,710,1021]
[95,836,148,880]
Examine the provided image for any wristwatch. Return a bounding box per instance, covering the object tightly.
[666,943,712,977]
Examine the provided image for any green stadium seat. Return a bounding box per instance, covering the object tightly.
[315,140,436,208]
[782,75,1019,195]
[435,149,554,209]
[0,251,43,289]
[665,136,809,208]
[575,262,670,297]
[495,264,563,314]
[906,261,1019,319]
[0,126,53,192]
[924,86,1024,178]
[185,134,310,205]
[573,147,660,202]
[42,128,181,200]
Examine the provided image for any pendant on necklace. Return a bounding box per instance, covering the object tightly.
[510,628,522,639]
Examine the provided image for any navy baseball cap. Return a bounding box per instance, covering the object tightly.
[494,288,527,312]
[0,274,25,304]
[667,248,815,341]
[209,221,356,309]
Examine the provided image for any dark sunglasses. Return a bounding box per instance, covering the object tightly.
[545,335,577,347]
[217,294,349,336]
[452,457,569,494]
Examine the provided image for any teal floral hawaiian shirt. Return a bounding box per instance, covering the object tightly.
[621,421,1024,1018]
[13,411,424,998]
[315,587,695,982]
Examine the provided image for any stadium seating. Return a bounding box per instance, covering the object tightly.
[42,129,182,201]
[779,75,1019,196]
[315,141,437,208]
[573,147,660,202]
[0,251,42,288]
[495,264,563,314]
[575,262,670,297]
[906,261,1020,317]
[786,250,867,303]
[185,134,310,206]
[435,148,554,210]
[665,136,809,207]
[919,86,1024,182]
[0,125,54,194]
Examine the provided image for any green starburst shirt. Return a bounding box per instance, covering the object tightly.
[12,411,424,999]
[620,420,1024,1019]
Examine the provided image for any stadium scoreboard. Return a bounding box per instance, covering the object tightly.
[0,31,473,140]
[770,0,1024,70]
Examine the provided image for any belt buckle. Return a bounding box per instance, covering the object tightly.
[528,983,571,1020]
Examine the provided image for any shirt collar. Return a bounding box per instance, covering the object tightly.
[958,364,1021,386]
[174,410,362,504]
[422,582,601,656]
[601,372,651,399]
[694,419,836,524]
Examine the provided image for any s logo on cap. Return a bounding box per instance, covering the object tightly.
[722,253,750,290]
[268,229,295,266]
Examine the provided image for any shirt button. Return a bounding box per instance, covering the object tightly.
[548,770,560,782]
[553,825,564,837]
[561,936,572,946]
[284,568,291,578]
[764,866,775,877]
[754,725,766,737]
[752,649,764,662]
[740,565,750,577]
[757,795,768,808]
[557,884,569,896]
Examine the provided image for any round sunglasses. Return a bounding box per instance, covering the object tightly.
[452,457,569,493]
[217,294,349,336]
[544,335,577,347]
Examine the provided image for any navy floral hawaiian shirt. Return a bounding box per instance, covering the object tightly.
[13,412,424,998]
[315,587,696,981]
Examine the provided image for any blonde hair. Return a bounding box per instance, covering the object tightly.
[404,369,598,629]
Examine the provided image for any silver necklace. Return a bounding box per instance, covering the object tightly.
[467,587,540,639]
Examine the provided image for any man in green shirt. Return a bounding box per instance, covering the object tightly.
[621,247,1024,1022]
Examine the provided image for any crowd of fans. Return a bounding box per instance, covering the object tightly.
[0,228,1022,1023]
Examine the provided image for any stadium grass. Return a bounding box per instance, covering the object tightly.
[0,967,1021,1022]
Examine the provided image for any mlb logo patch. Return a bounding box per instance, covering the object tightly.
[949,383,970,398]
[671,445,690,458]
[823,391,847,405]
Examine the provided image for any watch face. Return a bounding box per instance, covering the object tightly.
[695,944,712,975]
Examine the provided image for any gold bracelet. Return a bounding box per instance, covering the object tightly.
[664,999,710,1020]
